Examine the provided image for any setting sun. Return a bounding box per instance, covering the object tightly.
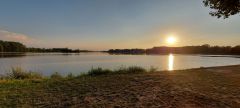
[0,0,239,107]
[166,36,177,44]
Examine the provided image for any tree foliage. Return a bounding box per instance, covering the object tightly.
[0,40,26,52]
[0,40,91,53]
[109,44,240,55]
[27,48,91,53]
[0,44,3,52]
[203,0,240,18]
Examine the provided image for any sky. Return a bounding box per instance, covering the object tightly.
[0,0,239,50]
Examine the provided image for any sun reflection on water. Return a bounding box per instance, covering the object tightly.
[168,54,174,71]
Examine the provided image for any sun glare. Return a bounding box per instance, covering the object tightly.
[166,36,176,44]
[168,54,174,71]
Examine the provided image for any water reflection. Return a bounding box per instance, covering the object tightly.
[168,54,174,71]
[1,53,240,75]
[0,53,26,58]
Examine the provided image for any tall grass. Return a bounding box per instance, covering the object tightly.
[87,66,147,76]
[50,72,63,79]
[149,66,158,73]
[0,66,158,80]
[87,68,112,76]
[6,67,42,79]
[114,66,147,74]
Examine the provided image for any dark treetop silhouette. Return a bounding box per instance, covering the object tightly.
[0,40,91,53]
[108,44,240,55]
[1,40,240,55]
[0,40,26,52]
[203,0,240,18]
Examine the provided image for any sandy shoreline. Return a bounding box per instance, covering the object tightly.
[0,65,240,107]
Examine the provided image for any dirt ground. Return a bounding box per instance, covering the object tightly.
[1,65,240,108]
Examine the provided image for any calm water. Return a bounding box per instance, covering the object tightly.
[0,53,240,75]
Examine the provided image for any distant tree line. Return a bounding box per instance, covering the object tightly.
[1,40,239,55]
[0,40,91,53]
[108,44,240,55]
[108,49,145,54]
[0,40,27,52]
[27,48,91,53]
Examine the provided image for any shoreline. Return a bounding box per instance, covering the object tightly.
[0,65,240,107]
[1,64,240,78]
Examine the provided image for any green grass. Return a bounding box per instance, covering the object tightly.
[87,68,112,76]
[50,72,63,79]
[1,65,240,107]
[0,66,152,107]
[1,66,153,80]
[87,66,147,76]
[5,67,43,80]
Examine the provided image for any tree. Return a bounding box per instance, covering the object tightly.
[0,40,3,52]
[0,40,27,52]
[0,44,3,52]
[203,0,240,18]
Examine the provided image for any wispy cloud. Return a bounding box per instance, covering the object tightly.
[0,30,36,45]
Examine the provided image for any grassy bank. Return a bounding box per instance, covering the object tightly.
[0,65,240,107]
[0,66,156,80]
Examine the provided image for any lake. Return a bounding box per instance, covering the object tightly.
[0,53,240,76]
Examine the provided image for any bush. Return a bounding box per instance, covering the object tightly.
[127,66,146,73]
[149,66,158,72]
[86,66,147,76]
[7,67,42,79]
[67,73,74,78]
[115,66,147,74]
[87,68,112,76]
[1,66,150,80]
[50,72,62,79]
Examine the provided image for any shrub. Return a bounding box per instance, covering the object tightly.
[67,73,74,78]
[87,68,112,76]
[7,67,42,79]
[149,66,158,72]
[115,66,147,74]
[87,66,147,76]
[126,66,146,73]
[50,72,63,79]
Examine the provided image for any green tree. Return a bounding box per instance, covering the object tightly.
[203,0,240,18]
[0,40,26,52]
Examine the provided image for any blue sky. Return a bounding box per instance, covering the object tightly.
[0,0,239,50]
